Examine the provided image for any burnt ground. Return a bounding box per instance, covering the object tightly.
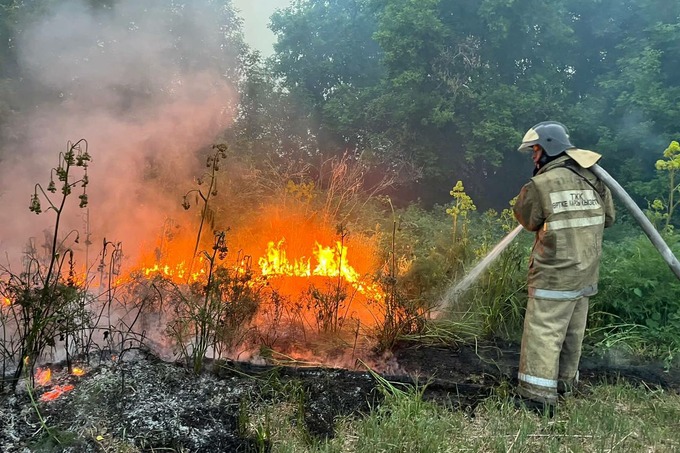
[2,341,679,453]
[392,340,680,402]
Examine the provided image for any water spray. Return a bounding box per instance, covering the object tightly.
[434,149,680,317]
[433,224,524,316]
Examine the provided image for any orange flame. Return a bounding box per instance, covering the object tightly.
[40,384,75,402]
[112,208,385,330]
[258,238,382,300]
[71,367,85,376]
[35,368,52,386]
[67,271,88,287]
[259,239,311,277]
[2,297,10,306]
[116,256,207,286]
[140,260,206,282]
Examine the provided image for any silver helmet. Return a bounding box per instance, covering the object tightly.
[518,121,574,156]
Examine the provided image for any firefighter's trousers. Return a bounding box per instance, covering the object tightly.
[518,295,589,404]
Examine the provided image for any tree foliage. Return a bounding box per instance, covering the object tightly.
[251,0,680,209]
[2,0,680,210]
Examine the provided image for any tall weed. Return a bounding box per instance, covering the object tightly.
[166,231,260,372]
[1,140,91,389]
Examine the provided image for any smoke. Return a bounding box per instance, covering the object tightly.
[0,0,240,269]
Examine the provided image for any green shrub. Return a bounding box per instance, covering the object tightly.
[592,232,680,358]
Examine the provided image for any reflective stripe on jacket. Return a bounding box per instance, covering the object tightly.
[513,155,615,299]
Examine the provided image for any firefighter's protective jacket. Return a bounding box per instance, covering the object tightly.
[513,155,615,300]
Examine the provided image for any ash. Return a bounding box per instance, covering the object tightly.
[0,349,382,452]
[1,350,262,452]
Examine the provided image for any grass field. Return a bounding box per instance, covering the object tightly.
[265,380,680,453]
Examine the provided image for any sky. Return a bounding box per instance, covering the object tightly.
[233,0,293,56]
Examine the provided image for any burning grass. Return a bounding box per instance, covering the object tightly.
[1,141,441,395]
[0,199,398,381]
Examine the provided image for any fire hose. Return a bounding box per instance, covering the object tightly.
[436,150,680,315]
[590,163,680,280]
[565,148,680,280]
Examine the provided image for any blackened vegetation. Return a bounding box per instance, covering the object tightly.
[215,361,384,439]
[3,351,266,452]
[1,350,382,452]
[392,340,680,397]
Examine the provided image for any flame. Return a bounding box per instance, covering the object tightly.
[35,367,52,386]
[139,259,206,283]
[3,297,10,306]
[259,239,310,277]
[67,271,88,287]
[116,250,207,286]
[40,384,75,402]
[32,367,80,401]
[314,242,360,281]
[258,238,382,300]
[259,239,359,279]
[110,208,385,331]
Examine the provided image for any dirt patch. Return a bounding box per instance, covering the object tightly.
[2,342,678,452]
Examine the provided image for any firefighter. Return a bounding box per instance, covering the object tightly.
[512,121,615,415]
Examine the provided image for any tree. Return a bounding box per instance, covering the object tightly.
[271,0,383,155]
[253,0,680,210]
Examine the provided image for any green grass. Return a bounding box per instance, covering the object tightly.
[256,380,680,452]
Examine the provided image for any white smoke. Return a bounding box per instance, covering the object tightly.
[0,0,240,270]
